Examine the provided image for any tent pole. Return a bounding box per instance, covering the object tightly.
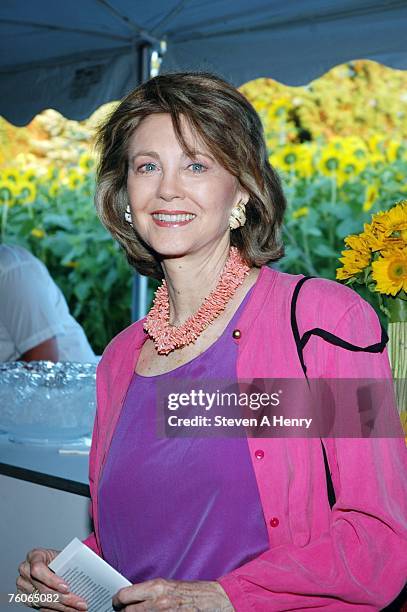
[131,44,152,323]
[131,41,167,322]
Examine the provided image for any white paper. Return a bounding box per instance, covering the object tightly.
[49,537,131,612]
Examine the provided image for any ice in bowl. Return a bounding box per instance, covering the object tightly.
[0,361,96,445]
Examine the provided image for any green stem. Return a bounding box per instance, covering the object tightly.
[383,295,407,323]
[27,202,34,220]
[328,175,337,248]
[331,174,337,206]
[283,227,317,276]
[1,198,9,243]
[300,228,318,276]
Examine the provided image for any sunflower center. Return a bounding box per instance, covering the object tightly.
[326,158,339,170]
[284,153,296,165]
[388,258,407,281]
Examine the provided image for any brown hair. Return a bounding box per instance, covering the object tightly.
[94,71,286,280]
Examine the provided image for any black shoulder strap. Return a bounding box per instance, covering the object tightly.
[291,276,389,379]
[290,276,315,379]
[290,275,389,510]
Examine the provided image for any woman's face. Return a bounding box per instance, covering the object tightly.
[126,113,247,258]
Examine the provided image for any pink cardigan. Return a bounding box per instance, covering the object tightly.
[83,266,407,610]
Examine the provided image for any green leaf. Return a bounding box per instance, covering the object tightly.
[102,268,118,291]
[43,213,74,231]
[335,217,364,239]
[381,295,407,322]
[74,281,91,302]
[313,244,339,258]
[305,227,323,237]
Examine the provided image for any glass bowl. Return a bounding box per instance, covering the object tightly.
[0,361,96,445]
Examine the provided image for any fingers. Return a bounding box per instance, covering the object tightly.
[15,579,87,612]
[18,550,68,595]
[113,598,184,612]
[17,551,88,611]
[27,551,69,594]
[113,579,233,612]
[14,585,85,612]
[29,583,88,612]
[112,578,166,610]
[112,579,188,612]
[113,578,168,608]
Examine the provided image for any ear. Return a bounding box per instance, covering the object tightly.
[240,192,250,206]
[236,184,250,207]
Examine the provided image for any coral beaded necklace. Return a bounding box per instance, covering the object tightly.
[143,246,251,355]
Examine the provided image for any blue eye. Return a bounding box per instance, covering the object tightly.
[190,163,206,173]
[136,162,206,174]
[139,163,156,173]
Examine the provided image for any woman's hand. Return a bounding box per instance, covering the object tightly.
[112,578,234,611]
[16,548,88,611]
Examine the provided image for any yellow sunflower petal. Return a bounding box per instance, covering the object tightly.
[16,180,37,204]
[31,228,45,239]
[372,248,407,296]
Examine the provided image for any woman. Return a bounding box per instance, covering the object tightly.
[17,72,407,611]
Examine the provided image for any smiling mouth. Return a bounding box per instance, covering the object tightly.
[152,213,196,222]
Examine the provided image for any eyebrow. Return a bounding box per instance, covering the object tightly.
[129,150,214,163]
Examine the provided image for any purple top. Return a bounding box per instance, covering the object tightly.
[98,284,269,582]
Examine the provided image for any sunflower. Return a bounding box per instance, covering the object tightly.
[78,153,95,172]
[360,223,387,252]
[269,145,299,172]
[349,144,369,160]
[22,169,37,183]
[296,157,314,178]
[31,228,45,239]
[340,153,367,178]
[372,247,407,296]
[372,201,407,237]
[0,180,19,206]
[344,234,370,252]
[345,136,367,151]
[327,137,368,157]
[385,140,402,164]
[328,136,346,150]
[336,241,371,280]
[1,168,20,183]
[48,181,60,198]
[292,206,309,219]
[40,165,59,184]
[361,203,407,252]
[369,152,386,167]
[267,97,290,120]
[16,180,37,204]
[294,146,315,178]
[317,146,341,177]
[367,134,386,155]
[363,184,379,212]
[253,99,267,112]
[67,170,85,190]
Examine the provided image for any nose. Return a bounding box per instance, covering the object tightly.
[157,168,184,202]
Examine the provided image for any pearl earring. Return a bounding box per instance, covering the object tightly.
[124,204,133,227]
[229,200,247,230]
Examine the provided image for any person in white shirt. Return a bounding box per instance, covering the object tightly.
[0,244,97,362]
